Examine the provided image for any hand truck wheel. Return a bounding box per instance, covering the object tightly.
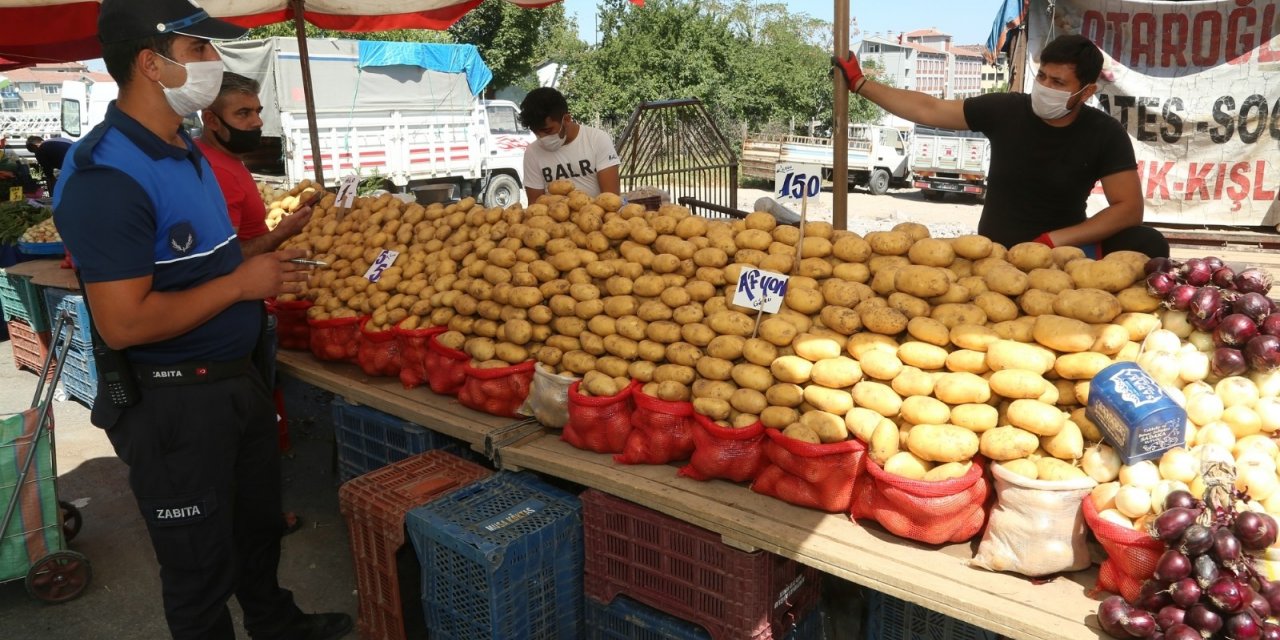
[25,550,92,603]
[59,500,82,542]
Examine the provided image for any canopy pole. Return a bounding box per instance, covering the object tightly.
[832,0,849,230]
[291,0,325,186]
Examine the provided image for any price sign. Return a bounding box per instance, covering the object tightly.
[733,267,789,314]
[774,162,821,203]
[336,175,360,209]
[8,186,21,202]
[363,249,400,282]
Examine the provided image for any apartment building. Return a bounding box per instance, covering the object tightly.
[856,28,988,100]
[1,62,111,113]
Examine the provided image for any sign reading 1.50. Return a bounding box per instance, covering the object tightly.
[774,162,822,202]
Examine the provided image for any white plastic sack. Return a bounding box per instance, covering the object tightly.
[518,363,577,428]
[971,463,1097,577]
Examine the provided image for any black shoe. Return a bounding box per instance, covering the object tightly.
[276,613,353,640]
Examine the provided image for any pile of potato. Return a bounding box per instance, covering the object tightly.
[259,179,318,230]
[277,178,1173,482]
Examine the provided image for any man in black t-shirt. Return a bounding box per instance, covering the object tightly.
[834,34,1169,258]
[26,135,72,194]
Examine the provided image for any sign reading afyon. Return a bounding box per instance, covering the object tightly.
[732,267,789,314]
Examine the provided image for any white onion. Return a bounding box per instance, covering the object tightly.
[1115,485,1153,518]
[1163,385,1187,407]
[1190,474,1208,499]
[1185,392,1225,427]
[1099,508,1136,529]
[1150,479,1190,515]
[1251,368,1280,399]
[1091,481,1121,511]
[1118,460,1161,489]
[1145,352,1182,388]
[1224,404,1263,438]
[1192,442,1235,466]
[1082,444,1122,483]
[1217,376,1261,407]
[1181,380,1216,398]
[1257,398,1280,433]
[1187,330,1216,353]
[1197,421,1238,449]
[1160,308,1195,338]
[1235,434,1280,460]
[1184,419,1197,447]
[1263,490,1280,514]
[1159,447,1200,484]
[1177,349,1211,384]
[1143,329,1183,355]
[1237,466,1280,502]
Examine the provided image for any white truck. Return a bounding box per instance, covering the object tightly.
[908,126,991,202]
[741,124,911,195]
[58,78,118,141]
[213,37,533,207]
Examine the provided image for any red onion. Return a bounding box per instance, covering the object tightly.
[1249,587,1272,619]
[1263,582,1280,619]
[1166,284,1196,311]
[1212,347,1249,378]
[1123,610,1158,639]
[1155,550,1193,581]
[1208,576,1246,613]
[1184,259,1213,286]
[1227,611,1263,640]
[1263,314,1280,338]
[1213,528,1244,566]
[1138,582,1174,614]
[1155,508,1199,541]
[1163,624,1200,640]
[1235,292,1273,323]
[1213,266,1238,289]
[1236,511,1279,550]
[1189,286,1223,320]
[1195,553,1221,587]
[1205,256,1226,272]
[1214,313,1260,348]
[1180,523,1214,556]
[1245,335,1280,373]
[1170,577,1202,608]
[1186,604,1223,635]
[1146,257,1180,275]
[1165,491,1200,512]
[1099,595,1138,638]
[1235,268,1274,295]
[1148,271,1178,298]
[1156,605,1186,631]
[1265,622,1280,640]
[1191,307,1224,332]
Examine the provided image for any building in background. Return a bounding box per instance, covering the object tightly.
[0,62,111,114]
[981,52,1010,93]
[856,28,987,101]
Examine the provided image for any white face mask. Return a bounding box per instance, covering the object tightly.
[537,117,568,152]
[1030,80,1090,120]
[156,53,224,117]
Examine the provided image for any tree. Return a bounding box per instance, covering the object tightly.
[245,22,449,44]
[449,2,566,94]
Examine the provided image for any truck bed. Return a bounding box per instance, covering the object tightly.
[740,134,874,180]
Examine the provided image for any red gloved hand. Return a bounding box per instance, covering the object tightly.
[1033,232,1055,247]
[831,54,866,93]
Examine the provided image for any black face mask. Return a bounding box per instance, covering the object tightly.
[212,113,262,154]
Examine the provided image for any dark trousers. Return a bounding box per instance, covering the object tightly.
[1102,225,1170,258]
[105,373,303,640]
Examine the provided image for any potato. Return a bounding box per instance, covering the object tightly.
[973,292,1019,323]
[732,363,774,391]
[951,403,999,433]
[1036,458,1088,481]
[694,357,734,381]
[933,372,991,405]
[980,426,1041,461]
[758,317,797,347]
[1053,288,1123,324]
[852,381,902,417]
[781,424,822,444]
[1117,286,1162,313]
[845,333,899,360]
[883,451,933,479]
[1006,242,1054,272]
[769,355,813,384]
[866,230,912,255]
[1042,418,1084,460]
[805,385,854,415]
[706,310,755,337]
[583,371,621,398]
[907,316,951,347]
[766,383,805,408]
[1054,352,1113,380]
[657,380,691,402]
[895,265,951,298]
[888,292,931,320]
[859,349,904,381]
[869,420,900,465]
[843,408,881,443]
[693,380,736,401]
[1001,459,1039,480]
[783,287,824,315]
[988,369,1050,400]
[1068,259,1137,292]
[907,424,980,463]
[891,366,936,398]
[801,410,850,443]
[730,388,768,415]
[655,364,696,385]
[819,306,863,336]
[900,396,951,425]
[907,238,955,267]
[561,350,598,375]
[930,303,986,328]
[1030,314,1095,353]
[986,340,1054,375]
[951,235,993,260]
[810,356,862,388]
[897,341,949,370]
[861,306,908,336]
[1091,323,1130,355]
[1007,399,1065,437]
[924,461,973,482]
[761,406,800,430]
[984,265,1030,297]
[1070,408,1103,441]
[944,349,989,374]
[1115,312,1161,341]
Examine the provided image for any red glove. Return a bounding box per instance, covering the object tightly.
[1033,232,1055,247]
[1034,232,1103,258]
[831,54,866,93]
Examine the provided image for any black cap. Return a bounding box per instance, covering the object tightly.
[98,0,248,45]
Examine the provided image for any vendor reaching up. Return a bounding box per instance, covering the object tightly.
[519,87,621,200]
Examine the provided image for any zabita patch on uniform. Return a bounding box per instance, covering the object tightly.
[142,493,214,526]
[168,221,197,256]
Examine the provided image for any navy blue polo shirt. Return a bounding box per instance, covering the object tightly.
[53,102,259,365]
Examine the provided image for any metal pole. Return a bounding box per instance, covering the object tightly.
[291,0,325,187]
[832,0,850,230]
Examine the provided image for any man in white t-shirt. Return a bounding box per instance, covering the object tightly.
[519,87,621,200]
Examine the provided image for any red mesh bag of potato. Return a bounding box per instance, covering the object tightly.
[751,429,865,513]
[1083,497,1163,603]
[307,315,361,363]
[562,379,638,454]
[457,360,535,418]
[678,415,768,483]
[356,317,402,378]
[395,325,445,389]
[423,333,469,395]
[614,391,696,465]
[267,298,312,350]
[851,457,990,545]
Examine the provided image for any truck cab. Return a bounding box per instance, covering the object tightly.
[478,99,534,207]
[59,79,118,141]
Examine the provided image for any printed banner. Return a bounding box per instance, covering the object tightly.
[1027,0,1280,227]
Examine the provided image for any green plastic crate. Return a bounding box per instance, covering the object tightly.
[0,269,48,332]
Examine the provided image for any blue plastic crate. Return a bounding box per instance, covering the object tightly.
[0,269,47,331]
[42,287,93,348]
[406,471,583,640]
[17,241,64,256]
[586,595,826,640]
[864,592,995,640]
[332,396,472,481]
[59,345,97,408]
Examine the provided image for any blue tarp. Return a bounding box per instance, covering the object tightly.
[356,41,493,97]
[987,0,1028,60]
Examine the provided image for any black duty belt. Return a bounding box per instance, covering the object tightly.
[133,357,254,388]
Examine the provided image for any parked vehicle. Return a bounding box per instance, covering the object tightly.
[741,124,911,195]
[909,125,991,202]
[59,79,117,141]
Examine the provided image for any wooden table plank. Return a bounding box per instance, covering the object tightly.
[5,259,62,280]
[31,265,79,290]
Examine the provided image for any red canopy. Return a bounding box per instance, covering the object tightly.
[0,0,617,67]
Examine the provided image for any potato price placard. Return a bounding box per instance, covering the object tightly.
[733,267,789,313]
[363,249,400,282]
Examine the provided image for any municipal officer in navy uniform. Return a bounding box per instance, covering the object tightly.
[52,1,352,638]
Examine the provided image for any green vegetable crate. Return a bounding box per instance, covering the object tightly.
[0,269,48,332]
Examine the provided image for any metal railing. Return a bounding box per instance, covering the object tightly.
[616,98,739,219]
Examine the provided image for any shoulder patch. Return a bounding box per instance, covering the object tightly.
[168,221,197,256]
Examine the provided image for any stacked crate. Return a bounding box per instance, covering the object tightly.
[863,591,997,640]
[331,396,475,481]
[582,489,822,640]
[1,269,52,378]
[43,288,96,406]
[406,471,583,640]
[586,595,828,640]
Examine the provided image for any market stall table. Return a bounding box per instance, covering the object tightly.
[276,352,1107,640]
[4,259,68,287]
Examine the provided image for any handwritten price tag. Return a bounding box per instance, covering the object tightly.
[363,249,400,282]
[733,267,789,314]
[8,186,21,202]
[336,175,360,209]
[774,162,821,203]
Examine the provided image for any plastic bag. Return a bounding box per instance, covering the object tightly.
[562,380,637,454]
[971,463,1096,577]
[679,415,768,483]
[851,457,990,544]
[307,315,361,363]
[751,429,866,513]
[355,318,401,378]
[395,325,445,389]
[423,333,469,395]
[518,363,577,428]
[614,391,696,465]
[267,298,312,350]
[1083,497,1163,603]
[457,361,536,418]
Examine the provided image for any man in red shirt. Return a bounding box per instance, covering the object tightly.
[196,72,311,256]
